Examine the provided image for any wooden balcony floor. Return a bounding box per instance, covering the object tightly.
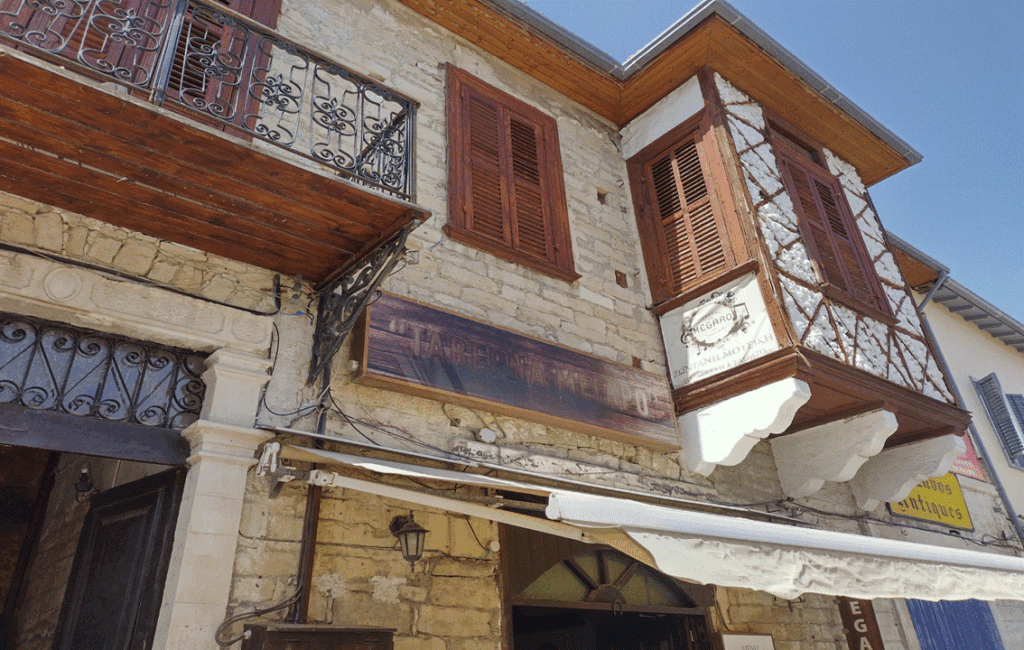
[0,48,428,285]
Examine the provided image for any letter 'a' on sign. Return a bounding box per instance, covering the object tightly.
[720,634,775,650]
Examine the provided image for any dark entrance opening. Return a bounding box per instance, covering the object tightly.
[503,525,714,650]
[0,446,184,650]
[513,606,711,650]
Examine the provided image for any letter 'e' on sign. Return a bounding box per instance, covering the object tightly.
[720,634,774,650]
[837,597,885,650]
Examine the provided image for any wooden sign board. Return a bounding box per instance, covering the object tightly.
[353,293,679,450]
[837,597,885,650]
[888,473,973,531]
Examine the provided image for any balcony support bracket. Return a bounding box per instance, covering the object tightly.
[771,408,898,499]
[850,434,966,511]
[308,223,414,386]
[678,378,812,476]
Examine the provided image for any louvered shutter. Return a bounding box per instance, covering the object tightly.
[447,67,576,281]
[973,374,1024,469]
[165,0,280,117]
[509,115,552,260]
[643,134,727,300]
[779,154,885,310]
[465,89,507,243]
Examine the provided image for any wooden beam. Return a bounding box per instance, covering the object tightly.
[0,403,189,466]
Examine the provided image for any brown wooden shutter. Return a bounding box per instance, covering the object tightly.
[779,154,886,310]
[643,134,727,299]
[446,66,577,281]
[466,89,507,243]
[508,114,551,260]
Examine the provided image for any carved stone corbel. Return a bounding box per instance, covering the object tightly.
[771,408,898,499]
[678,378,811,476]
[850,434,967,510]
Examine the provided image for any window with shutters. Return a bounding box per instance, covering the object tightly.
[769,121,891,316]
[973,373,1024,471]
[628,115,737,305]
[446,66,578,282]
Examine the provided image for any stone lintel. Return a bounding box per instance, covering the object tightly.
[771,408,898,499]
[850,434,967,511]
[678,378,811,476]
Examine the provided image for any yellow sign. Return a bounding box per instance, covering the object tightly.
[889,473,973,530]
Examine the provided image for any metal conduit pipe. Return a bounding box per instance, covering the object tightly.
[915,272,1024,546]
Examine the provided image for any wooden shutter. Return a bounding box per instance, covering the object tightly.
[973,374,1024,468]
[165,0,280,116]
[447,66,577,281]
[508,115,552,260]
[465,89,507,243]
[779,153,886,310]
[640,131,728,301]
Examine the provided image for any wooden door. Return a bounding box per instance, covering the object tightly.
[51,468,185,650]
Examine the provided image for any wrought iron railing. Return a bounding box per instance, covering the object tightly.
[0,0,416,200]
[0,313,206,430]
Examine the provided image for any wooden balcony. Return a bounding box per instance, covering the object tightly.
[0,0,427,285]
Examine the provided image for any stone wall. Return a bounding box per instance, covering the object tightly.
[0,190,277,313]
[713,588,846,650]
[228,472,502,650]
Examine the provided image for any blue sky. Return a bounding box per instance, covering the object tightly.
[523,0,1024,323]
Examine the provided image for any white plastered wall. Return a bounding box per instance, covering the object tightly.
[920,294,1024,530]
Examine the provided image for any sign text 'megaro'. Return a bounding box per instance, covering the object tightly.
[353,294,679,449]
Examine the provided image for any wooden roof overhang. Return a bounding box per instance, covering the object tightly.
[396,0,914,186]
[0,48,429,286]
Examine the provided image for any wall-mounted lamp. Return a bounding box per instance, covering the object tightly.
[390,513,428,571]
[74,463,96,503]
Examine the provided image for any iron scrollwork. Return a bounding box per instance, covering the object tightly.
[1,0,416,200]
[0,314,206,430]
[308,223,413,386]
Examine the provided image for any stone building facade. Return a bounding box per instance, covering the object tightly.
[0,1,1022,650]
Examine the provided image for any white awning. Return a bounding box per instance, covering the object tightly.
[269,443,1024,601]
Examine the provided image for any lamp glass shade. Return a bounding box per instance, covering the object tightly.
[392,516,428,567]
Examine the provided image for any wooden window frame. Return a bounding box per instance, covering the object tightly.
[627,112,741,306]
[768,118,892,319]
[446,66,579,282]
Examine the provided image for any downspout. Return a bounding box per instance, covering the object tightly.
[916,272,1024,546]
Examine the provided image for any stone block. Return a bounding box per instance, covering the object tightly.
[0,192,44,214]
[112,238,158,275]
[87,233,123,264]
[396,635,448,650]
[428,576,499,610]
[1,210,35,245]
[65,225,90,257]
[34,212,64,252]
[415,605,495,638]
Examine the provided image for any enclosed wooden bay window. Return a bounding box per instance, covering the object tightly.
[447,66,578,281]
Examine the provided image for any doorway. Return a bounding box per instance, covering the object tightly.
[503,526,714,650]
[0,449,183,650]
